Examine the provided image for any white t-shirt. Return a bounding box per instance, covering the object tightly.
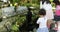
[37,17,47,28]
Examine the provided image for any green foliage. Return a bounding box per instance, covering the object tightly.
[50,0,53,2]
[10,0,39,7]
[11,24,19,32]
[10,0,20,3]
[11,15,26,32]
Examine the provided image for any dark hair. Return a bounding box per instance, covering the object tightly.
[40,0,51,4]
[39,9,46,16]
[53,0,60,5]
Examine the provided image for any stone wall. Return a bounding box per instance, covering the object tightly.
[0,16,16,32]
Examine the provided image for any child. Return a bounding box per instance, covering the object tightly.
[36,9,50,32]
[40,0,54,29]
[53,0,60,32]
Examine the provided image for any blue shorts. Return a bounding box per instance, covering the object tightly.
[37,27,49,32]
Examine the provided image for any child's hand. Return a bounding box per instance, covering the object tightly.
[53,27,58,30]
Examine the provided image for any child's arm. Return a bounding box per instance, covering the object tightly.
[36,18,40,24]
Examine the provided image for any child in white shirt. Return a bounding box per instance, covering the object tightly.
[36,9,49,32]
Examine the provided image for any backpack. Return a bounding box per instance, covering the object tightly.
[55,5,60,16]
